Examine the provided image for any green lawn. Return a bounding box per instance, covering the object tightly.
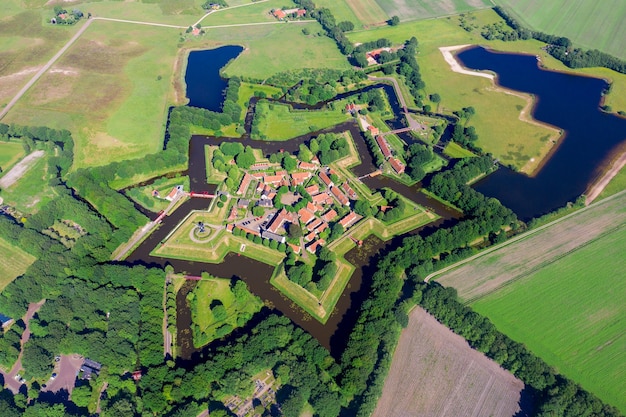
[444,141,477,158]
[5,20,179,169]
[188,276,263,348]
[0,141,25,173]
[0,236,36,291]
[200,0,290,26]
[126,175,189,212]
[81,1,205,26]
[314,0,364,29]
[494,0,626,60]
[348,8,626,172]
[254,101,350,140]
[0,153,57,213]
[374,0,492,22]
[472,226,626,413]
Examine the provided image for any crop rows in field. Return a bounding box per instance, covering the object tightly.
[374,307,524,417]
[374,0,492,22]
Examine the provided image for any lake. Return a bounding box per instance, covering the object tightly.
[457,46,626,220]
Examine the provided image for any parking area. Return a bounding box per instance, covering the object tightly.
[41,354,83,394]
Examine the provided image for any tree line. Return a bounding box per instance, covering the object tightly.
[492,6,626,74]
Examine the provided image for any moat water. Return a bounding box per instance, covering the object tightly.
[128,46,625,360]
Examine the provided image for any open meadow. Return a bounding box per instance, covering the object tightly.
[348,8,626,172]
[0,152,57,212]
[343,0,389,27]
[0,236,36,291]
[434,191,626,413]
[4,20,180,169]
[494,0,626,60]
[375,0,492,22]
[373,307,525,417]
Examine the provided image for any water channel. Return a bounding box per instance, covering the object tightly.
[127,45,625,359]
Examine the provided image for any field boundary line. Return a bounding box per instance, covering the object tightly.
[462,222,626,304]
[424,188,626,283]
[193,0,271,27]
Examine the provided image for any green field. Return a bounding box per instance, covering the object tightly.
[375,0,492,22]
[254,101,350,140]
[0,141,25,172]
[494,0,626,60]
[348,8,626,172]
[315,0,364,29]
[188,276,263,348]
[4,20,179,169]
[200,0,289,26]
[444,142,477,158]
[344,0,389,26]
[0,236,36,291]
[472,226,626,413]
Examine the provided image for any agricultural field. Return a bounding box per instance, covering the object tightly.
[0,236,36,291]
[77,0,205,25]
[199,0,289,26]
[314,0,364,29]
[375,0,492,22]
[344,0,389,26]
[253,101,350,140]
[4,20,180,169]
[187,276,263,348]
[494,0,626,60]
[373,307,525,417]
[347,8,626,172]
[435,191,626,412]
[0,141,25,174]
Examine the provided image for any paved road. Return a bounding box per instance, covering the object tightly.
[0,19,93,121]
[0,300,45,394]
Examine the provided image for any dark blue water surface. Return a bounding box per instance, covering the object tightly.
[184,46,243,111]
[458,46,626,220]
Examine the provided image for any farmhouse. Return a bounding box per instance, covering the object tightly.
[272,9,286,19]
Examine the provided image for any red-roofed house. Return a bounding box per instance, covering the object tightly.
[299,161,318,171]
[307,218,322,232]
[165,185,184,201]
[273,9,286,19]
[226,224,234,233]
[319,171,333,188]
[304,231,316,242]
[341,182,358,200]
[376,136,392,159]
[345,103,357,114]
[252,172,265,180]
[322,209,338,222]
[237,173,254,195]
[250,163,270,171]
[389,157,405,174]
[267,209,294,234]
[305,184,319,195]
[367,125,380,136]
[312,193,331,206]
[339,211,361,229]
[331,186,349,206]
[306,202,319,213]
[227,206,238,222]
[314,222,328,234]
[306,239,326,254]
[288,243,302,254]
[296,9,306,17]
[264,174,283,186]
[298,208,316,225]
[291,172,311,186]
[275,170,287,177]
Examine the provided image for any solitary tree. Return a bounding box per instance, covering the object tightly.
[389,16,400,26]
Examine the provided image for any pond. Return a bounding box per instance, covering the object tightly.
[184,46,244,111]
[457,46,626,220]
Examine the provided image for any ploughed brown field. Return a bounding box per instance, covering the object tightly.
[373,307,524,417]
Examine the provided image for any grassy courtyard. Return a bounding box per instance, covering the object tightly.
[187,276,263,348]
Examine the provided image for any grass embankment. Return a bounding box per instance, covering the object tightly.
[494,0,626,60]
[254,101,350,140]
[152,212,285,266]
[374,0,492,22]
[126,176,189,212]
[433,191,626,413]
[0,236,36,291]
[348,8,626,173]
[188,276,263,348]
[4,20,179,169]
[0,141,25,173]
[444,141,477,158]
[0,153,57,212]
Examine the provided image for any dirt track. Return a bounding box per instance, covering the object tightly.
[435,190,626,302]
[0,150,45,189]
[373,307,524,417]
[585,151,626,204]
